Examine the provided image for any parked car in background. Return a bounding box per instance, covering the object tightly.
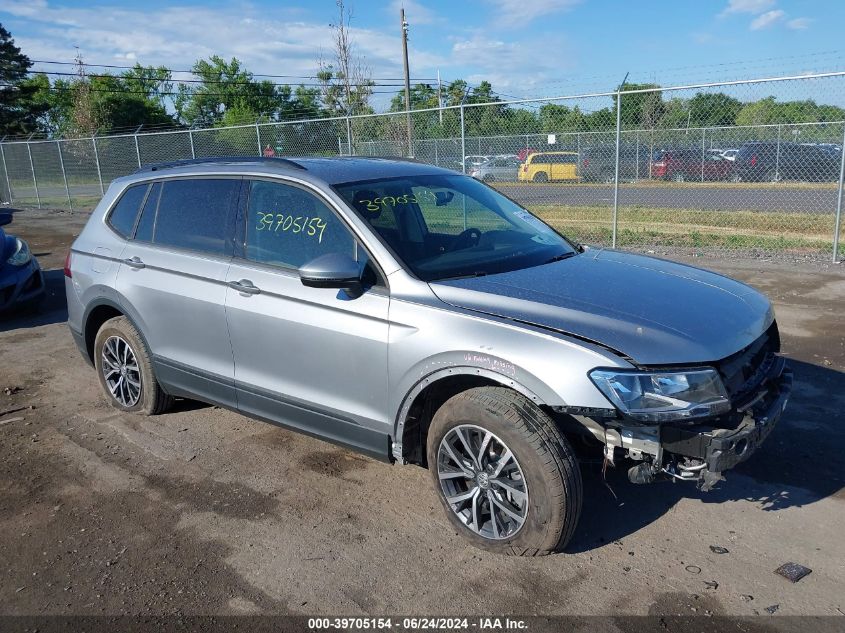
[0,210,45,314]
[470,156,522,182]
[460,155,491,172]
[516,148,537,162]
[579,144,652,182]
[734,142,840,182]
[651,149,734,182]
[519,151,579,182]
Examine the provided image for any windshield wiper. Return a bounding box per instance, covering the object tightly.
[543,252,577,265]
[436,271,490,281]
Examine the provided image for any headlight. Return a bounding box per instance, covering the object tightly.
[589,367,730,422]
[7,238,32,266]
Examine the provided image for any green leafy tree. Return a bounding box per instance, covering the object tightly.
[614,83,663,128]
[0,24,47,136]
[687,92,742,127]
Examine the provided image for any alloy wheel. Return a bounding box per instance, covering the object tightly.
[436,424,528,540]
[101,335,142,407]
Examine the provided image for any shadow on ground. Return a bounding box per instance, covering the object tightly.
[568,357,845,553]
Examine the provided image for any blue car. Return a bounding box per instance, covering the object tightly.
[0,211,45,314]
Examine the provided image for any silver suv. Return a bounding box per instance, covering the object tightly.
[66,157,791,555]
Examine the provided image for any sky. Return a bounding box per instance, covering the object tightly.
[2,0,844,110]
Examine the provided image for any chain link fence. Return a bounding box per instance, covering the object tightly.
[2,71,843,262]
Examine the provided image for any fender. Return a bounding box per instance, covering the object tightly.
[80,295,153,365]
[391,363,546,464]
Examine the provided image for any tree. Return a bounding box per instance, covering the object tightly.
[615,83,663,128]
[317,0,373,116]
[687,92,742,127]
[176,56,286,127]
[0,23,47,136]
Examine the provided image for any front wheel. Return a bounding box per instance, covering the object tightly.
[533,172,549,183]
[427,387,582,556]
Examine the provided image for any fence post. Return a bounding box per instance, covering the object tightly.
[188,130,196,159]
[775,123,782,181]
[133,134,141,167]
[255,123,262,155]
[612,76,628,249]
[833,122,845,263]
[56,140,73,213]
[0,142,12,204]
[346,117,353,156]
[92,136,105,196]
[701,127,706,182]
[26,142,41,209]
[635,130,640,181]
[460,104,466,173]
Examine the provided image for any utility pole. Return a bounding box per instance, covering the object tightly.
[437,69,443,125]
[401,7,413,157]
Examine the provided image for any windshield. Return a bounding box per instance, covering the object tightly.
[334,174,576,282]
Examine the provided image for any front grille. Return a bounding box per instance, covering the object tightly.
[714,322,780,405]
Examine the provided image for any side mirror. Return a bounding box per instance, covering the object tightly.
[298,253,362,291]
[0,212,11,227]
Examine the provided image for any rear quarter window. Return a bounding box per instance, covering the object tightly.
[107,184,148,238]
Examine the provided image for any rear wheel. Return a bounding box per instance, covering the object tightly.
[533,172,549,183]
[94,316,173,415]
[672,172,686,183]
[765,169,782,183]
[426,387,582,556]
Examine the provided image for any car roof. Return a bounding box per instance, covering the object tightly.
[126,156,456,187]
[528,151,577,155]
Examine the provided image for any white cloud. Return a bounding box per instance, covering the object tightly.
[720,0,775,15]
[485,0,580,28]
[449,32,574,95]
[750,9,785,29]
[1,2,445,86]
[786,17,812,30]
[389,0,439,26]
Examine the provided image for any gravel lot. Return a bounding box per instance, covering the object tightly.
[1,207,844,620]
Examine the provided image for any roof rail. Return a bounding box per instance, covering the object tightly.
[134,156,306,173]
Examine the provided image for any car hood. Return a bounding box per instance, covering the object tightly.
[429,250,774,365]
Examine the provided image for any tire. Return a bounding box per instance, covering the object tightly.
[93,316,173,415]
[601,172,614,184]
[672,172,686,183]
[426,387,582,556]
[765,169,781,183]
[533,172,549,183]
[482,174,495,182]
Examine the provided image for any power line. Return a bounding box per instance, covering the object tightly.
[27,58,438,82]
[0,82,404,97]
[21,68,416,89]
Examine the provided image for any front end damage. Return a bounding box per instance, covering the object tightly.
[564,325,792,491]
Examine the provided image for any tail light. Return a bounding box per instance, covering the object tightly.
[750,154,758,167]
[583,159,589,168]
[64,250,72,278]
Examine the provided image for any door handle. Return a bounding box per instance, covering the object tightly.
[228,279,261,295]
[123,256,145,269]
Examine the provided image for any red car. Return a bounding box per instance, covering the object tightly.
[651,149,734,182]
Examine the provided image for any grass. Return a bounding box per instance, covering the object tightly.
[529,205,836,252]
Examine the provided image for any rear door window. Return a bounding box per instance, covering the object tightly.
[108,184,148,238]
[151,179,240,257]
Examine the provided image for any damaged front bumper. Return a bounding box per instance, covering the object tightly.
[602,356,792,492]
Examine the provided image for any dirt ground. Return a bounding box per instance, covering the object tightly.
[1,207,844,620]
